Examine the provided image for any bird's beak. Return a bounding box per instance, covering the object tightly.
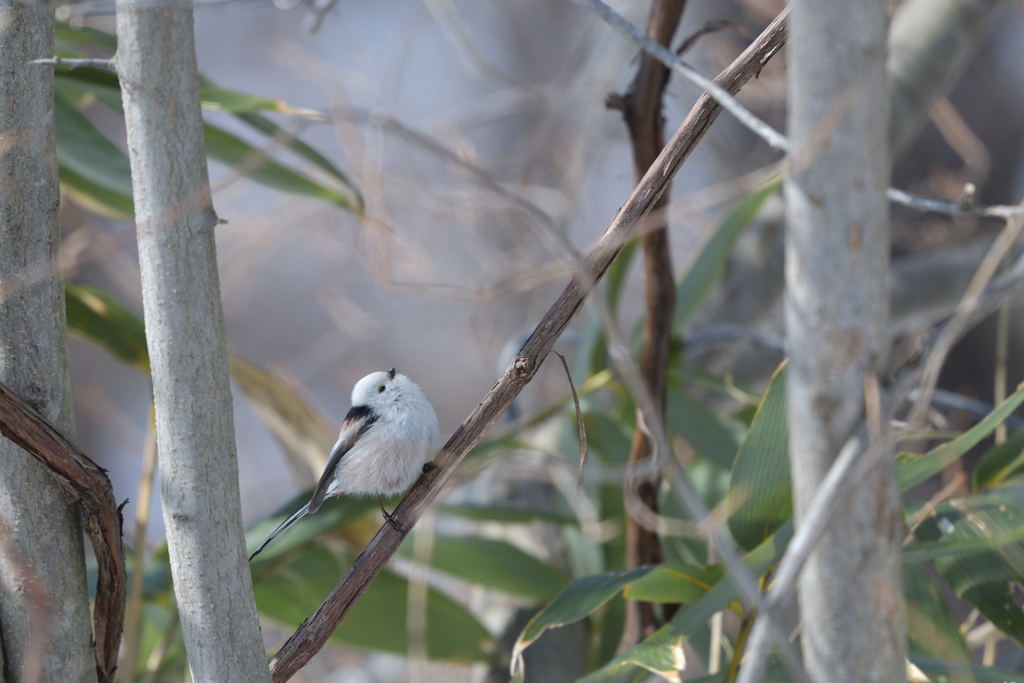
[388,367,396,379]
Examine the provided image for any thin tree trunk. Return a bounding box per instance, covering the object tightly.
[113,1,270,680]
[612,0,685,647]
[0,1,97,681]
[785,1,906,681]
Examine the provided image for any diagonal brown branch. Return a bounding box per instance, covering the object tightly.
[611,0,685,645]
[0,381,125,682]
[268,10,789,681]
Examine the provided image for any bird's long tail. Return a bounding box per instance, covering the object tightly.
[248,501,311,561]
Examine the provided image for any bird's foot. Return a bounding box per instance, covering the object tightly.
[422,461,437,474]
[382,509,404,533]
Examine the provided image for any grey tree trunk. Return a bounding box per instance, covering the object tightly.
[113,1,270,680]
[785,1,906,681]
[0,1,98,681]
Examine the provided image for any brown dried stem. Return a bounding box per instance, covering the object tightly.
[611,0,685,645]
[0,381,125,681]
[268,10,789,681]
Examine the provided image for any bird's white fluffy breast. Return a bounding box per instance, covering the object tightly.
[330,383,438,496]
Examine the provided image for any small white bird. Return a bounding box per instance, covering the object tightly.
[249,368,439,560]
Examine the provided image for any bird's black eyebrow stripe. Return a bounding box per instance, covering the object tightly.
[344,404,375,425]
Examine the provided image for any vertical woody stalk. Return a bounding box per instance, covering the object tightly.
[610,0,685,645]
[114,0,270,679]
[784,0,905,680]
[0,0,97,680]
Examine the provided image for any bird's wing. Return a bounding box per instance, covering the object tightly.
[248,500,311,561]
[307,405,377,513]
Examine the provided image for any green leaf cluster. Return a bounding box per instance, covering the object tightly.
[54,22,362,219]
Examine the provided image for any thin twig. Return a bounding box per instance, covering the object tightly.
[423,0,528,87]
[677,20,751,56]
[906,388,1024,430]
[303,0,339,33]
[267,10,792,681]
[724,610,755,683]
[29,56,115,71]
[994,305,1010,444]
[886,187,1023,220]
[908,205,1024,427]
[582,0,1024,220]
[0,381,125,682]
[582,0,788,151]
[554,352,587,490]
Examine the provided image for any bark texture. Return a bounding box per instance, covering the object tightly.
[785,1,906,681]
[113,1,270,680]
[0,1,97,680]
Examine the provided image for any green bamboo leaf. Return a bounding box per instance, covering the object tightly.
[50,26,362,215]
[898,383,1024,492]
[54,21,117,53]
[204,123,360,212]
[666,390,744,468]
[65,283,148,369]
[58,165,133,219]
[728,362,791,551]
[674,367,760,407]
[582,625,686,683]
[910,485,1024,645]
[253,545,493,661]
[400,535,569,602]
[580,527,791,683]
[232,110,361,202]
[54,89,134,213]
[621,564,724,604]
[512,566,654,670]
[583,412,632,464]
[973,429,1024,491]
[54,67,121,106]
[903,564,973,680]
[200,87,292,113]
[53,65,124,124]
[685,668,792,683]
[674,179,780,327]
[904,525,1024,563]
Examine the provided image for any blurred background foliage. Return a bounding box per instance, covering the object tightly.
[51,0,1024,681]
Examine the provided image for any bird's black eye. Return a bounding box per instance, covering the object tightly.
[378,385,385,393]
